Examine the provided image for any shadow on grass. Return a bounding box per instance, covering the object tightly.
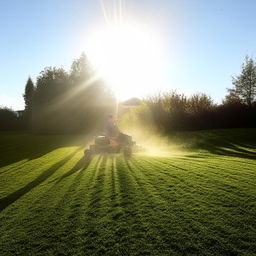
[56,155,93,182]
[0,160,30,175]
[185,129,256,160]
[0,132,89,168]
[87,155,107,208]
[0,148,81,212]
[198,142,256,160]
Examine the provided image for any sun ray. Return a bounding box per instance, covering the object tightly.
[47,74,101,113]
[100,0,110,24]
[89,0,166,99]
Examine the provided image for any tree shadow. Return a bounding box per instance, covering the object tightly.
[0,148,80,212]
[197,141,256,160]
[0,160,29,175]
[187,129,256,160]
[184,155,207,159]
[0,132,89,168]
[56,155,93,182]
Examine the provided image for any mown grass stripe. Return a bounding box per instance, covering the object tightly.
[0,130,256,255]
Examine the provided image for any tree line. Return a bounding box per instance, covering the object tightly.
[120,56,256,133]
[0,53,115,133]
[120,90,256,134]
[1,55,256,133]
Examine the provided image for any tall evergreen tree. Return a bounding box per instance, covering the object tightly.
[227,56,256,106]
[23,77,35,122]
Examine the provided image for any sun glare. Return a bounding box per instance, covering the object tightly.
[87,24,166,99]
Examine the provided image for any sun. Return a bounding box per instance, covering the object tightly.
[86,23,166,100]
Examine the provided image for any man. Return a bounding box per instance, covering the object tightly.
[106,114,119,137]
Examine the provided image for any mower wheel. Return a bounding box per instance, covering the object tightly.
[84,149,91,159]
[89,145,97,153]
[123,147,132,158]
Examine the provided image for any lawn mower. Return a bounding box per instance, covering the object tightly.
[84,132,144,159]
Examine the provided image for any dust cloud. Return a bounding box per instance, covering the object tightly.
[123,128,188,157]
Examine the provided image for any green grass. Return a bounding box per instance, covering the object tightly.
[0,129,256,256]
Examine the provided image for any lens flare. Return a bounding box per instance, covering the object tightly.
[87,24,166,99]
[85,1,167,100]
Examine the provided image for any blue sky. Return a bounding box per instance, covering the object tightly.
[1,0,256,109]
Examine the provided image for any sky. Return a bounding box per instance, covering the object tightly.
[1,0,256,109]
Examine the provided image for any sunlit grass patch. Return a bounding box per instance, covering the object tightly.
[0,130,255,255]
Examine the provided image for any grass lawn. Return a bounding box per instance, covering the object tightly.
[0,129,255,256]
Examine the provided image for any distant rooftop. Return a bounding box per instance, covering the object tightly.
[121,97,141,107]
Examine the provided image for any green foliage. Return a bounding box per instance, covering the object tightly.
[227,56,256,105]
[70,53,92,84]
[16,53,256,134]
[0,130,255,255]
[0,108,19,130]
[22,77,35,128]
[23,77,34,113]
[187,93,214,113]
[161,91,188,113]
[121,92,216,132]
[30,53,115,134]
[35,67,69,103]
